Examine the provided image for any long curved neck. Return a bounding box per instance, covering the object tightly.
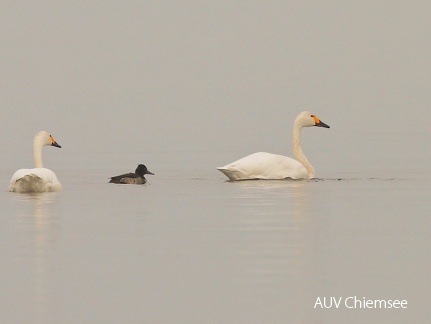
[292,123,314,178]
[33,138,44,168]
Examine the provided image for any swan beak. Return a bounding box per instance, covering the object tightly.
[316,120,330,128]
[50,135,62,148]
[312,116,330,128]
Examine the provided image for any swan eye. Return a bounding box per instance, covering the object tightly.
[310,115,314,117]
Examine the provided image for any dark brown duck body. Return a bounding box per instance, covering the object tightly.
[109,164,154,185]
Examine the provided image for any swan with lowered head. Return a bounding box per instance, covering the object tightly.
[217,111,330,180]
[109,164,154,184]
[9,131,62,193]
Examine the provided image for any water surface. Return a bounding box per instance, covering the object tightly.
[1,154,429,323]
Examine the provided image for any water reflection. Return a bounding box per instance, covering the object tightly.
[12,192,59,323]
[228,179,310,283]
[13,193,59,243]
[224,179,315,320]
[226,178,306,190]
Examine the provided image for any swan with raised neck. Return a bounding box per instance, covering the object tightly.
[217,111,330,180]
[9,131,62,193]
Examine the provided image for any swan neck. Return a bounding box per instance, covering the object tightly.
[292,123,315,178]
[33,137,43,168]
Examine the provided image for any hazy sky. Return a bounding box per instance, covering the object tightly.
[1,1,430,172]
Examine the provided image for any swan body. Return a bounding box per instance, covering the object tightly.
[218,152,309,181]
[109,164,154,184]
[9,131,62,193]
[217,111,330,180]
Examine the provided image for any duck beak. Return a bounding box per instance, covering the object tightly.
[146,171,154,175]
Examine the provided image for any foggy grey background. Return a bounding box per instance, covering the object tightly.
[1,1,430,175]
[1,1,431,323]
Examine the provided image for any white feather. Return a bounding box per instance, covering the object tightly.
[218,152,308,180]
[217,111,330,181]
[9,131,62,193]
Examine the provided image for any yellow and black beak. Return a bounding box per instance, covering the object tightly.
[312,115,330,128]
[50,135,62,148]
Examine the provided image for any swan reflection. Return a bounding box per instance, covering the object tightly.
[228,179,311,285]
[13,192,59,322]
[229,177,305,188]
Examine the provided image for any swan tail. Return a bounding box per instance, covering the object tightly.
[10,174,46,193]
[217,167,243,181]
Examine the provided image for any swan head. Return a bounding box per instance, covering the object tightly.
[135,164,154,176]
[295,111,330,128]
[34,131,61,148]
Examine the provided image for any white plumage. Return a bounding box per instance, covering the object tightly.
[9,131,62,193]
[217,152,309,181]
[217,111,330,180]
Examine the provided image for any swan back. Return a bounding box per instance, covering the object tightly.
[217,152,309,180]
[9,168,62,193]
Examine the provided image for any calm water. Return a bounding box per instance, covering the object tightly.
[0,151,430,324]
[2,0,431,322]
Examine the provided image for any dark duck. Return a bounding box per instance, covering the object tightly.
[109,164,154,184]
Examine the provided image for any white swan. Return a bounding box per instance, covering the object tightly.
[9,131,62,193]
[217,111,330,180]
